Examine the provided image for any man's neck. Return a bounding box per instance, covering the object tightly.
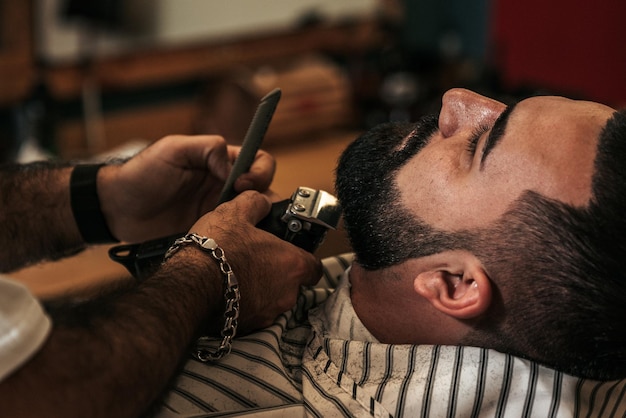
[349,262,466,346]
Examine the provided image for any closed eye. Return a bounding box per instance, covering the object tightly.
[466,123,489,156]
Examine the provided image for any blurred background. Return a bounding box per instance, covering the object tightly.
[2,0,625,294]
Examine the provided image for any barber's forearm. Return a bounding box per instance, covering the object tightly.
[0,248,221,418]
[0,162,84,272]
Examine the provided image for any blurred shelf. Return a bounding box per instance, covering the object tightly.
[0,1,35,106]
[43,20,384,100]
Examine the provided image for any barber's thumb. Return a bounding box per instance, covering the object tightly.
[231,190,272,224]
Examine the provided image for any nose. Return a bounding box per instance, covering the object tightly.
[438,88,507,138]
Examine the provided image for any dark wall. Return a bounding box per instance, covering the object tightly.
[492,1,626,107]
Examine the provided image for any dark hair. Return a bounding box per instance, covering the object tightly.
[335,117,449,270]
[337,110,626,380]
[468,109,626,380]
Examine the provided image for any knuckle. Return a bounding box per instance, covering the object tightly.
[162,134,179,142]
[208,135,227,147]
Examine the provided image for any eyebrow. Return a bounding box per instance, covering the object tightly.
[480,101,519,169]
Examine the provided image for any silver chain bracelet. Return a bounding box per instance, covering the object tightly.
[164,233,240,361]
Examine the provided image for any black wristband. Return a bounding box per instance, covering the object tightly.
[70,164,119,244]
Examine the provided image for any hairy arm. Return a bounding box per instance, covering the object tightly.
[0,246,221,418]
[0,162,84,272]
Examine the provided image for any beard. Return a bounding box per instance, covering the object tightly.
[335,115,466,270]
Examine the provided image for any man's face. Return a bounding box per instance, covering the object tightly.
[336,89,615,268]
[396,89,613,231]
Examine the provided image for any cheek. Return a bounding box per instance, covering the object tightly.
[395,149,522,230]
[395,151,461,226]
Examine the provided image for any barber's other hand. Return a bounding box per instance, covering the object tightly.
[186,191,322,333]
[98,135,275,243]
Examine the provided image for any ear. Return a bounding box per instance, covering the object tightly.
[413,255,492,320]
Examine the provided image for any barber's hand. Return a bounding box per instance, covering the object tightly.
[98,135,275,242]
[186,191,322,333]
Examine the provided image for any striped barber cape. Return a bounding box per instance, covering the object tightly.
[152,253,626,418]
